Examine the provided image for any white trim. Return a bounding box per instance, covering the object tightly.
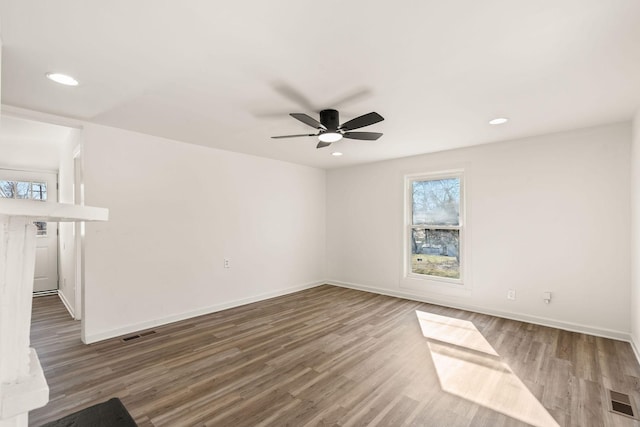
[72,144,81,159]
[630,335,640,368]
[403,170,467,288]
[327,280,632,342]
[0,166,59,176]
[83,281,325,344]
[73,147,84,323]
[57,290,75,319]
[1,104,83,129]
[32,290,57,297]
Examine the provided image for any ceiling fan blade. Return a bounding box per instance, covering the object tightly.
[290,113,327,130]
[272,82,317,111]
[271,133,317,139]
[316,141,332,149]
[343,131,383,141]
[325,88,371,109]
[339,112,384,131]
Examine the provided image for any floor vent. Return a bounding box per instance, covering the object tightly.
[609,389,637,419]
[122,330,156,342]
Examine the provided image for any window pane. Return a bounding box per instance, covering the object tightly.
[32,182,47,201]
[411,228,460,279]
[34,222,47,236]
[0,181,16,198]
[16,181,31,199]
[412,178,460,225]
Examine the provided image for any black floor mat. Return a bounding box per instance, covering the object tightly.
[40,397,137,427]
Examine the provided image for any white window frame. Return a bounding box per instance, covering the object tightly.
[404,170,465,286]
[0,180,48,201]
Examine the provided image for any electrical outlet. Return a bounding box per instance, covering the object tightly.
[507,289,516,300]
[224,258,230,269]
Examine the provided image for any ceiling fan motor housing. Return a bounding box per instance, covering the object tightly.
[271,109,383,143]
[320,109,340,131]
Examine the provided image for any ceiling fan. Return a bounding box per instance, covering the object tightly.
[271,109,384,148]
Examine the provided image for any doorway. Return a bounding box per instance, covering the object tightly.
[0,168,59,293]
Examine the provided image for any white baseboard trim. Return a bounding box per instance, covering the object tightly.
[82,278,638,353]
[327,280,633,342]
[630,335,640,368]
[83,280,325,344]
[32,290,57,297]
[57,290,75,319]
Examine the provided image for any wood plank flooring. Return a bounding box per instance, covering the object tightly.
[28,285,640,426]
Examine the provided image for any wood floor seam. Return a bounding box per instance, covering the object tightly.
[28,285,640,426]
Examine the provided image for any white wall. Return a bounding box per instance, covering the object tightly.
[0,139,60,171]
[631,110,640,353]
[0,115,72,172]
[57,128,81,317]
[327,123,631,338]
[81,123,326,343]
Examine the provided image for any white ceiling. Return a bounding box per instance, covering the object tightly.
[1,1,639,169]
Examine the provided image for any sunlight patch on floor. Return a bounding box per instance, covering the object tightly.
[416,311,559,427]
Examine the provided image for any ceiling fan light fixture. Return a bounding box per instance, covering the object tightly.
[46,72,79,86]
[271,109,383,146]
[489,117,509,125]
[318,132,343,143]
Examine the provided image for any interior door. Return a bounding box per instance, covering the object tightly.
[0,169,59,292]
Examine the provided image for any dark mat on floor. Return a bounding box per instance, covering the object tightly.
[40,397,137,427]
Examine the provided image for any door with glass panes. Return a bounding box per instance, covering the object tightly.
[0,169,59,292]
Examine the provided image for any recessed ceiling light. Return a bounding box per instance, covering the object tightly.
[46,72,79,86]
[489,117,509,125]
[318,132,343,143]
[331,152,343,157]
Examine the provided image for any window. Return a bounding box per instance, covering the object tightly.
[407,173,463,282]
[31,182,48,200]
[0,180,49,236]
[0,181,47,201]
[34,221,47,236]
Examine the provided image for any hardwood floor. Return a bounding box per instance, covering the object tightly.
[29,285,640,426]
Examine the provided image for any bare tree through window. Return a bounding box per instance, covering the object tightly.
[0,180,47,201]
[0,180,49,235]
[410,176,462,279]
